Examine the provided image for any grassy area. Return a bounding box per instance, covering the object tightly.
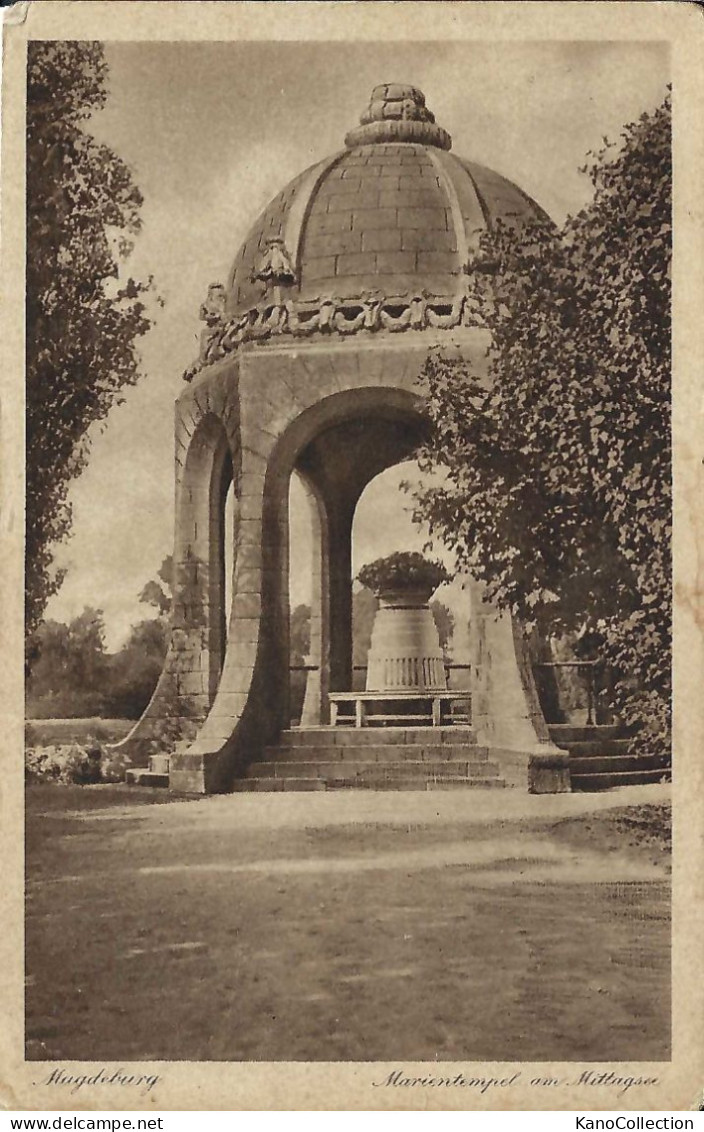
[25,786,670,1063]
[546,804,671,868]
[25,718,134,746]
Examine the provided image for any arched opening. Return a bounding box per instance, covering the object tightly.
[177,413,234,713]
[351,461,430,691]
[351,461,467,693]
[284,396,430,726]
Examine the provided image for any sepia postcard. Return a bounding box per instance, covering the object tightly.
[1,0,703,1113]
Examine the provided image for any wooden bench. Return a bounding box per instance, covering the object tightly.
[328,690,472,728]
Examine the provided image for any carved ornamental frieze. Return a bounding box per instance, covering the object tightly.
[183,284,484,381]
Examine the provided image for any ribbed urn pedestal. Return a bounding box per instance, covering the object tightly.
[366,587,447,692]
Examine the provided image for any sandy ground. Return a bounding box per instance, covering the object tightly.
[25,783,670,1063]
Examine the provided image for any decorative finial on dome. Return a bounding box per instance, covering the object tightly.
[345,84,451,150]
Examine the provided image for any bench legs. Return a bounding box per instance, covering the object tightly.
[355,698,365,728]
[326,693,471,727]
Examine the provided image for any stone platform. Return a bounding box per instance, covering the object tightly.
[234,726,507,792]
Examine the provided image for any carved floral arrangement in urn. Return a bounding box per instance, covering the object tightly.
[358,552,452,693]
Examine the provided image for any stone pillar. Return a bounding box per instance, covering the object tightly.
[468,579,570,792]
[327,503,355,694]
[298,474,330,726]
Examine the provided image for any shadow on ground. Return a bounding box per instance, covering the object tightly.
[25,784,671,1062]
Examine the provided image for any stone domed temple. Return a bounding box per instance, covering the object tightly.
[122,84,570,794]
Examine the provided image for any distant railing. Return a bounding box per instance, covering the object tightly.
[289,663,472,676]
[291,659,608,726]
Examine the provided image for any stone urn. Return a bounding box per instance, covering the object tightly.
[366,583,448,692]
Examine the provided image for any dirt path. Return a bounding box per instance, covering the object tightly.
[25,784,671,1063]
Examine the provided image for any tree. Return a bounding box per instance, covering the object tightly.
[26,42,155,646]
[413,93,671,755]
[107,617,170,719]
[103,558,173,717]
[26,606,109,716]
[352,586,378,674]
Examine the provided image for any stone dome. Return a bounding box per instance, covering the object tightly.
[187,84,550,375]
[227,84,549,319]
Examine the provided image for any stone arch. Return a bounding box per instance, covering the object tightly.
[111,413,235,763]
[155,341,565,794]
[265,385,427,477]
[166,385,430,789]
[267,386,430,724]
[175,412,234,708]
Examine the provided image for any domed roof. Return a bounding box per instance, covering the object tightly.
[188,85,550,373]
[227,84,548,319]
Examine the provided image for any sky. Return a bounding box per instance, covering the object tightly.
[43,39,670,649]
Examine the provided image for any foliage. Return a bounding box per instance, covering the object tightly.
[430,600,455,655]
[107,617,170,718]
[26,607,110,716]
[25,737,135,784]
[27,549,176,720]
[26,601,169,721]
[99,746,133,783]
[139,556,173,618]
[352,587,378,682]
[26,41,156,644]
[25,742,103,785]
[106,555,174,716]
[357,552,451,597]
[413,93,671,755]
[143,687,200,756]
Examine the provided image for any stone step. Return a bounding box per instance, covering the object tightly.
[548,724,623,744]
[263,743,486,763]
[233,777,326,793]
[235,775,506,793]
[246,758,501,781]
[570,768,671,791]
[553,738,632,757]
[276,726,477,748]
[125,768,170,788]
[569,753,670,774]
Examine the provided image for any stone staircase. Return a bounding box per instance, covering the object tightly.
[234,726,508,792]
[125,753,170,788]
[548,724,671,791]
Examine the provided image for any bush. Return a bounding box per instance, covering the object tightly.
[357,552,451,597]
[99,746,133,783]
[25,742,103,785]
[25,738,137,785]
